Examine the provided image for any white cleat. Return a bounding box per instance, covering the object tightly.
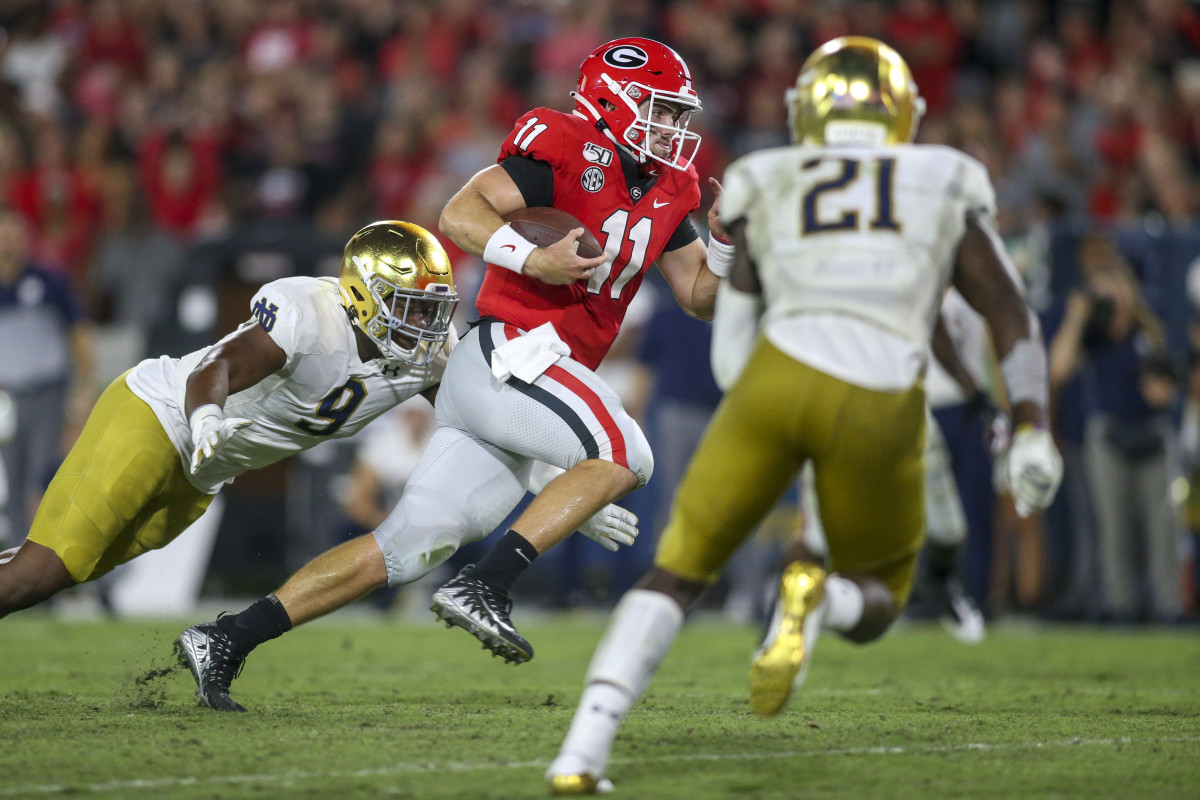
[939,583,986,645]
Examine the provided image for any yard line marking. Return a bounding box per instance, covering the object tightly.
[1,735,1197,796]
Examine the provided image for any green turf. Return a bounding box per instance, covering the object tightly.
[1,614,1197,799]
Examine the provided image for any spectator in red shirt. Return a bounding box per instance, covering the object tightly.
[137,128,222,238]
[887,0,963,116]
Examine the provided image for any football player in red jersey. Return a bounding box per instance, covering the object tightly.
[168,38,731,714]
[425,37,731,662]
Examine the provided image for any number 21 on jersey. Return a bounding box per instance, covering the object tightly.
[801,157,900,235]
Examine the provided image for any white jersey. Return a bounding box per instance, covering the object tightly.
[721,143,995,391]
[126,276,451,493]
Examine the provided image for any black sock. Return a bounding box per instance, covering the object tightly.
[216,594,293,653]
[926,543,960,582]
[469,530,539,594]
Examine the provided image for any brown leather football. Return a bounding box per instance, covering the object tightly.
[503,207,603,259]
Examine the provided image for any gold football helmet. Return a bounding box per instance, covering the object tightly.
[338,220,458,366]
[787,36,925,146]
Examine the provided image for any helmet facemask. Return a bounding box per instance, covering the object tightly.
[358,275,457,367]
[621,87,701,172]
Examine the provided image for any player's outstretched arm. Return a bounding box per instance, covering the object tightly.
[439,165,604,286]
[952,213,1062,516]
[184,322,286,472]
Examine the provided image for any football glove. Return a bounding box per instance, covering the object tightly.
[1005,425,1063,518]
[578,504,639,552]
[189,404,252,474]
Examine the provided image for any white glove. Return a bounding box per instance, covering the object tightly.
[1005,425,1063,518]
[578,504,639,552]
[189,404,252,474]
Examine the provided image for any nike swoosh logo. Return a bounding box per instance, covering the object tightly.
[501,244,516,251]
[652,199,669,208]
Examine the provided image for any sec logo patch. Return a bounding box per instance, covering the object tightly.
[581,167,605,193]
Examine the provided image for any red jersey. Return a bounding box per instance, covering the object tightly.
[476,109,701,370]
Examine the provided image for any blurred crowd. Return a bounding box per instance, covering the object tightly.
[2,0,1200,623]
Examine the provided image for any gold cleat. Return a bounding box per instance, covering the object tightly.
[749,561,827,717]
[548,773,613,795]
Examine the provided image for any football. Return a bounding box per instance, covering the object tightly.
[503,207,603,259]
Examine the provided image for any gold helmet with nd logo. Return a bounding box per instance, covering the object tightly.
[338,221,458,366]
[787,36,926,147]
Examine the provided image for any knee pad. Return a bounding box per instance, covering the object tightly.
[373,500,469,586]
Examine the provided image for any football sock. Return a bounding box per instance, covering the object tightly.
[926,543,959,581]
[217,594,293,653]
[553,683,632,777]
[469,530,538,593]
[821,575,865,632]
[554,589,684,775]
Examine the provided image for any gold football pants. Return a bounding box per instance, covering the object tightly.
[656,337,926,605]
[26,372,212,582]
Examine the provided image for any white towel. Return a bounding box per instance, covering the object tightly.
[490,322,571,383]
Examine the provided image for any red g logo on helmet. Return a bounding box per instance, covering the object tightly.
[573,37,702,173]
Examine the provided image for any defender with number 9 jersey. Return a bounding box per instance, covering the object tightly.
[127,276,452,494]
[476,109,701,370]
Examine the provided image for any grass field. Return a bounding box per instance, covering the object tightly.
[1,612,1197,799]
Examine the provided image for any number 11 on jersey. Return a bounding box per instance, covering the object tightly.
[587,209,655,299]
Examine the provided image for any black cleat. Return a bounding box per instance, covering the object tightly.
[430,566,533,664]
[175,617,248,712]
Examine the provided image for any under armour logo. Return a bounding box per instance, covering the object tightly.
[251,297,279,332]
[380,364,402,377]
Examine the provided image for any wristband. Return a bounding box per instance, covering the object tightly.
[707,236,735,279]
[483,223,538,274]
[189,404,223,431]
[1000,337,1049,410]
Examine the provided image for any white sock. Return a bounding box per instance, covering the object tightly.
[821,575,864,632]
[551,682,633,776]
[549,589,685,778]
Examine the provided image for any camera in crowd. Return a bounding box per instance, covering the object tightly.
[1082,290,1118,344]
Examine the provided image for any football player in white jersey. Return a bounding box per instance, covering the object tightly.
[0,220,459,620]
[546,37,1063,794]
[798,309,1005,646]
